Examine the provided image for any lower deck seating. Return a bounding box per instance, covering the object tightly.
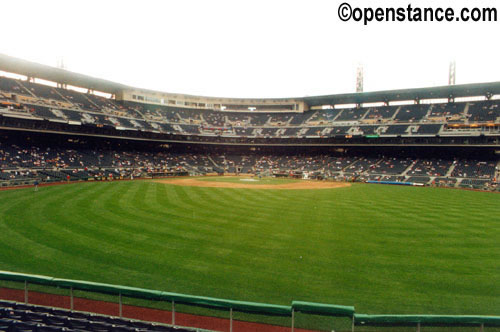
[460,178,493,188]
[0,300,201,332]
[433,177,457,186]
[405,176,431,184]
[0,137,497,189]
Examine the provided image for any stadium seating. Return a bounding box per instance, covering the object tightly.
[405,176,431,184]
[468,100,499,122]
[451,160,496,179]
[335,108,368,121]
[459,178,493,188]
[394,105,429,122]
[384,125,408,135]
[0,134,497,190]
[0,299,198,332]
[429,103,465,117]
[307,109,342,123]
[406,159,453,177]
[1,76,499,141]
[0,75,498,190]
[363,106,397,121]
[416,124,442,134]
[367,157,413,175]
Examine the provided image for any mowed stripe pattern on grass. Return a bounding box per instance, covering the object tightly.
[0,180,498,315]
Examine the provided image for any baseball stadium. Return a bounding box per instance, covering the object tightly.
[0,50,498,332]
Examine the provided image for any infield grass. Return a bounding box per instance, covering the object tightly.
[0,179,498,322]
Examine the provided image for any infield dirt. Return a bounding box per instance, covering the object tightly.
[154,177,351,190]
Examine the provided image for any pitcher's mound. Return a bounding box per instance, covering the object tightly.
[155,177,351,190]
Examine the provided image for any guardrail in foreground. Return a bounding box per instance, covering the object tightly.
[0,271,499,331]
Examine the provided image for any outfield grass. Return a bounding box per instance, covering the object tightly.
[0,179,498,319]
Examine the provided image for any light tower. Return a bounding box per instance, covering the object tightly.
[56,57,66,70]
[448,60,456,85]
[356,63,364,93]
[56,57,67,89]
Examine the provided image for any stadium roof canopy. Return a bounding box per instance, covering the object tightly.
[304,82,500,106]
[1,53,500,105]
[0,53,127,95]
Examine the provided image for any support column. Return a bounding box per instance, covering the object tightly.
[24,281,28,304]
[70,287,74,311]
[172,300,175,326]
[118,292,122,317]
[229,308,233,332]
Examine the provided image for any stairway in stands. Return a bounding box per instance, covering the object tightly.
[401,159,418,177]
[445,163,456,177]
[207,155,224,173]
[496,161,500,181]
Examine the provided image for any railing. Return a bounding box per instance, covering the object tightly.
[0,271,499,331]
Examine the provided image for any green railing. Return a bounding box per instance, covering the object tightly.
[0,270,499,331]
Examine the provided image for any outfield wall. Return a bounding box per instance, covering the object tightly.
[366,180,424,186]
[0,271,498,331]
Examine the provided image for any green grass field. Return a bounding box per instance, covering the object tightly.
[0,179,498,318]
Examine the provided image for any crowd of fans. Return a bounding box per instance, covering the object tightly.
[0,142,211,181]
[407,159,453,177]
[1,140,497,189]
